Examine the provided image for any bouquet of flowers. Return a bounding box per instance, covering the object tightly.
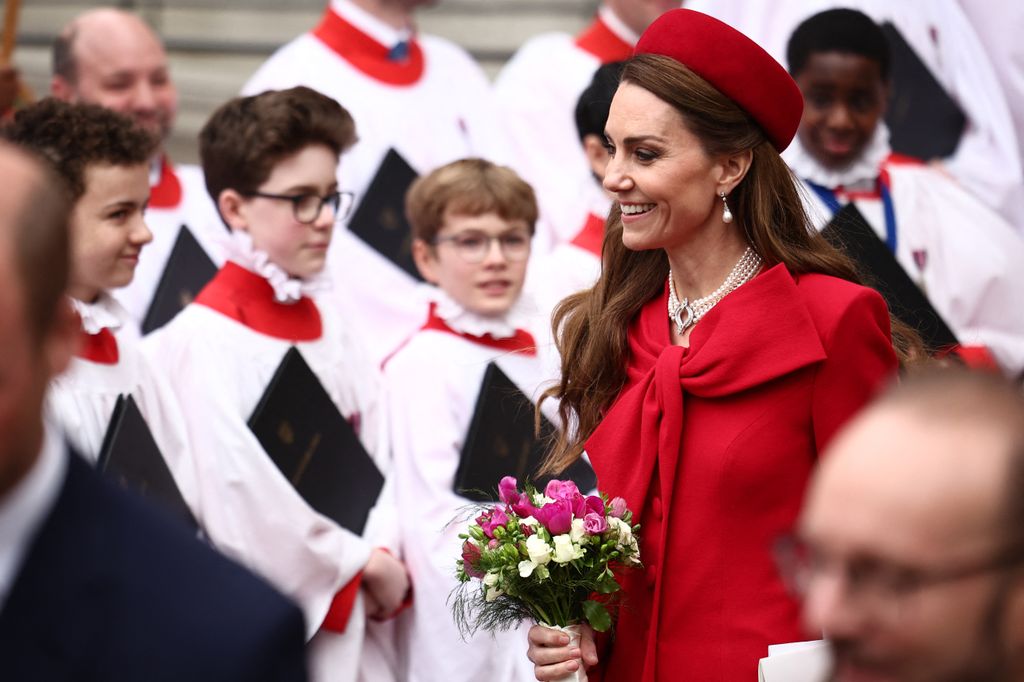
[452,476,641,665]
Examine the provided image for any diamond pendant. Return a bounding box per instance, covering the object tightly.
[671,299,694,334]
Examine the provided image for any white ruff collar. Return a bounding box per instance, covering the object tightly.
[422,285,534,340]
[70,293,123,335]
[220,231,332,304]
[784,123,892,189]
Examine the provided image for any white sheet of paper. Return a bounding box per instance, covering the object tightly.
[758,640,830,682]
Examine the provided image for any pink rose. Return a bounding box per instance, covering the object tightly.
[461,540,484,578]
[511,497,538,519]
[476,506,509,539]
[583,511,608,535]
[609,497,628,519]
[534,498,573,535]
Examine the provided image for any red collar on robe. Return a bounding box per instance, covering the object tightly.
[570,212,606,257]
[194,261,323,341]
[574,16,634,63]
[148,156,183,209]
[312,6,425,86]
[76,328,119,365]
[421,302,537,356]
[585,265,830,518]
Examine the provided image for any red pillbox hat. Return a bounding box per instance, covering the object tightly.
[635,9,804,152]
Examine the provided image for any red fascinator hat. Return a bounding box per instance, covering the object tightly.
[634,9,803,152]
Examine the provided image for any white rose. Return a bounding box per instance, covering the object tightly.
[552,534,585,564]
[526,535,552,565]
[570,518,587,543]
[519,560,536,578]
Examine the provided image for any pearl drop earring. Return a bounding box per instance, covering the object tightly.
[719,191,733,224]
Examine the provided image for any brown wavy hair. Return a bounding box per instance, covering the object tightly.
[541,54,922,473]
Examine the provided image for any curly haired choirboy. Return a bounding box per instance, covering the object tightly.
[3,97,155,302]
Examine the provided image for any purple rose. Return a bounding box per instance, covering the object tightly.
[574,494,605,518]
[544,479,581,503]
[476,506,509,539]
[609,497,628,519]
[462,540,484,578]
[583,511,608,535]
[534,498,573,535]
[498,476,519,505]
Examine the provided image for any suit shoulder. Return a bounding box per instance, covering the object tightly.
[70,457,305,641]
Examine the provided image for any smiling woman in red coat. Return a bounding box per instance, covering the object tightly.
[526,9,914,682]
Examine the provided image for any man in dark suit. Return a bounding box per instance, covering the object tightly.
[0,141,309,681]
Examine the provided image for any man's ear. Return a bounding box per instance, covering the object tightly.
[218,189,249,233]
[411,238,439,285]
[716,148,754,196]
[582,134,611,181]
[44,298,80,380]
[50,75,75,102]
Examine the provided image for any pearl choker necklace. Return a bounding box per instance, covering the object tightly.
[667,247,762,334]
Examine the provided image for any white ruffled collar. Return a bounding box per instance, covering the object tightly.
[783,122,892,189]
[422,285,535,340]
[219,230,332,304]
[70,293,123,335]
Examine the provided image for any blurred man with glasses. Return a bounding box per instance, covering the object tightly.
[789,369,1024,682]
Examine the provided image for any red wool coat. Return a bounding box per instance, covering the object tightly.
[586,264,898,681]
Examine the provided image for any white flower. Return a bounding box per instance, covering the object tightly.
[552,534,585,564]
[485,586,504,602]
[609,517,633,549]
[483,571,500,587]
[526,535,553,565]
[519,560,537,578]
[570,518,587,543]
[532,493,555,506]
[520,515,540,527]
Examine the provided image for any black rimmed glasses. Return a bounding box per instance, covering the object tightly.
[774,534,1024,619]
[244,190,355,224]
[431,230,532,264]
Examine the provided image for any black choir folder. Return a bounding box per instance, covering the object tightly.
[821,203,958,353]
[141,225,218,334]
[248,347,384,535]
[98,394,199,530]
[347,148,422,281]
[454,362,597,502]
[882,22,966,161]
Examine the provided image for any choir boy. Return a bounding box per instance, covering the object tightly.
[143,86,408,682]
[385,158,547,682]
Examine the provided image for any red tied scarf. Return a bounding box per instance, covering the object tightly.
[569,212,606,257]
[574,15,634,63]
[312,6,425,86]
[585,265,843,681]
[421,302,536,355]
[148,156,183,209]
[77,328,119,365]
[194,261,323,341]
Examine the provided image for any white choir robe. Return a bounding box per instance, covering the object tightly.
[45,294,200,513]
[142,261,398,682]
[686,0,1024,230]
[241,0,512,365]
[493,5,636,253]
[111,159,227,329]
[788,141,1024,375]
[384,306,554,682]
